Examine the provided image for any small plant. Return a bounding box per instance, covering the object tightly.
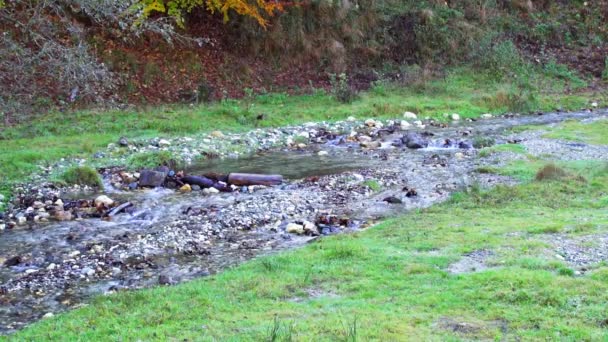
[127,151,177,170]
[362,179,382,192]
[472,136,495,149]
[329,73,357,104]
[266,316,295,342]
[59,166,102,187]
[340,316,358,342]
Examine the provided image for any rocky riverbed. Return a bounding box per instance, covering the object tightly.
[1,109,607,333]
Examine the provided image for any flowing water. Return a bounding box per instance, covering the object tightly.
[0,109,605,333]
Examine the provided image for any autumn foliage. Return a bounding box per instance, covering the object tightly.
[138,0,284,27]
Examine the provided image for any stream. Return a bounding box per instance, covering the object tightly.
[0,110,606,333]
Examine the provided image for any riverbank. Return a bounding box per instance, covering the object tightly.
[1,111,607,337]
[9,152,608,340]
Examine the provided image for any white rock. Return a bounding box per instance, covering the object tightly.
[158,139,171,146]
[403,112,417,119]
[591,102,598,108]
[400,120,411,130]
[42,313,54,319]
[47,263,57,270]
[481,113,493,119]
[451,113,461,121]
[347,116,356,122]
[357,135,372,143]
[69,250,81,258]
[25,269,37,274]
[364,119,376,127]
[0,224,5,231]
[17,216,27,225]
[286,223,305,235]
[94,195,114,207]
[297,131,310,139]
[203,187,220,195]
[303,221,317,234]
[32,201,44,209]
[54,199,64,206]
[318,151,329,156]
[455,152,465,160]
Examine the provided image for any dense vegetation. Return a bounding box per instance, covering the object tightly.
[1,0,606,123]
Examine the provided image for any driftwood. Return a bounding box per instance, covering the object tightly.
[181,175,214,188]
[107,202,133,217]
[227,173,283,186]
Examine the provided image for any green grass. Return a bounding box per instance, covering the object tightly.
[542,119,608,145]
[478,143,526,157]
[9,162,608,340]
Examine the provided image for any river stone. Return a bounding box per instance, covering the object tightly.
[203,187,220,195]
[54,210,72,221]
[139,170,167,187]
[17,216,27,225]
[0,224,5,231]
[210,130,224,138]
[451,113,461,121]
[158,139,171,147]
[403,112,417,119]
[179,184,192,192]
[286,223,305,235]
[403,133,428,149]
[481,113,493,119]
[318,151,329,156]
[361,141,381,149]
[118,136,129,146]
[458,141,473,149]
[400,120,411,130]
[358,135,372,143]
[94,195,114,207]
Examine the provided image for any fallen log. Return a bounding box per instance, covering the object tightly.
[107,202,133,217]
[227,173,283,186]
[181,175,215,188]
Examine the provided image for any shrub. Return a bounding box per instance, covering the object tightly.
[330,73,357,104]
[60,166,102,187]
[535,164,568,181]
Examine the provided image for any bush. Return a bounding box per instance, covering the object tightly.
[330,73,357,104]
[60,166,102,187]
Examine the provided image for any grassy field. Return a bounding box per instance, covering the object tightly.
[7,161,608,341]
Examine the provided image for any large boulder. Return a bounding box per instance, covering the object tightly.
[402,133,429,149]
[139,170,167,187]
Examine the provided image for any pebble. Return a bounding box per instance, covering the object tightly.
[17,216,27,225]
[42,313,54,319]
[481,113,493,119]
[47,263,57,270]
[286,223,305,234]
[451,113,461,121]
[203,187,220,195]
[318,151,329,156]
[400,120,411,129]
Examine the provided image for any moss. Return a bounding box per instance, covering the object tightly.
[59,166,102,187]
